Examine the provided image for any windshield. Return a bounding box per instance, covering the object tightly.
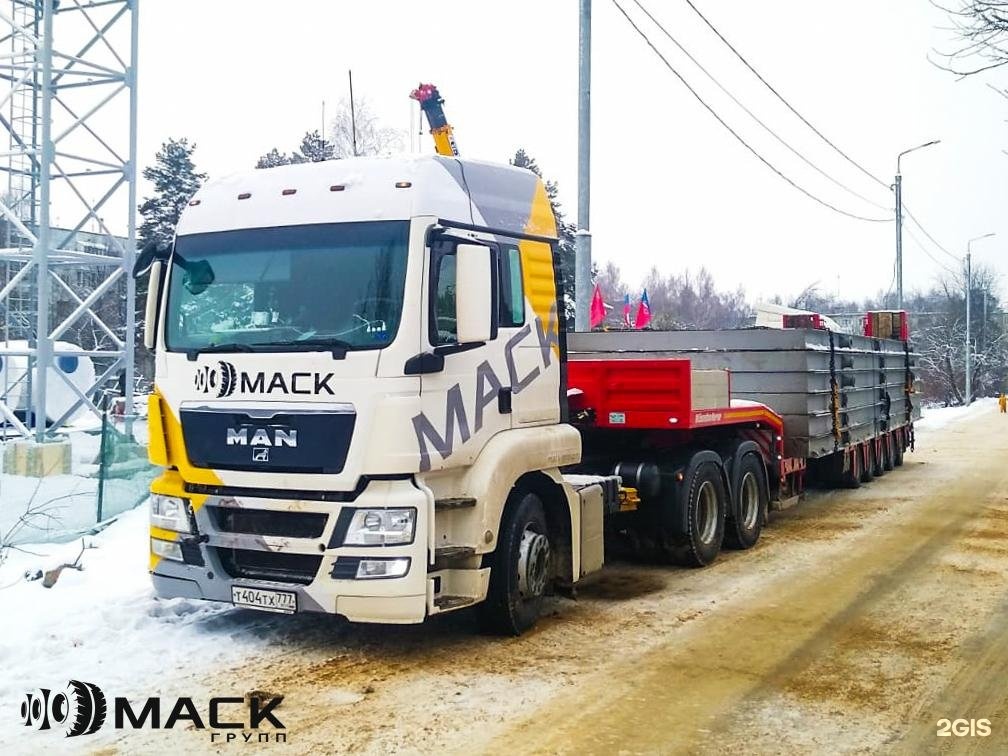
[164,221,410,353]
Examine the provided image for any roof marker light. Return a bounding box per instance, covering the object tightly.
[188,199,200,206]
[281,188,296,196]
[395,181,412,189]
[237,192,251,200]
[330,184,345,192]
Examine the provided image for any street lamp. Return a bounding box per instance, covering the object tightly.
[965,232,996,405]
[895,140,941,310]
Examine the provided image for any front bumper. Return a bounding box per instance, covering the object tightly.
[150,477,431,624]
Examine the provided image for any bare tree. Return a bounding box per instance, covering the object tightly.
[329,96,404,158]
[933,1,1008,76]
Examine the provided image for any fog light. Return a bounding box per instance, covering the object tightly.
[151,537,183,562]
[356,558,410,579]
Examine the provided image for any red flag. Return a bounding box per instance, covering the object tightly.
[590,283,605,329]
[635,288,651,329]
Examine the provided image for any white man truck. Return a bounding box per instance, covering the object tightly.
[139,154,912,635]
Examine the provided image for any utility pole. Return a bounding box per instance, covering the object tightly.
[574,0,592,332]
[894,173,902,309]
[965,232,996,405]
[895,140,940,310]
[965,251,972,406]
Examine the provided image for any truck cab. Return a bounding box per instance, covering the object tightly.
[143,155,596,634]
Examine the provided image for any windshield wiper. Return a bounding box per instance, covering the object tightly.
[185,342,257,361]
[276,337,353,358]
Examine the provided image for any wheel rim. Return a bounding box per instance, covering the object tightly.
[739,471,760,530]
[517,526,550,599]
[697,480,719,545]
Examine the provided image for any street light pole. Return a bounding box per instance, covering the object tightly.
[895,140,940,310]
[574,0,592,332]
[965,232,996,405]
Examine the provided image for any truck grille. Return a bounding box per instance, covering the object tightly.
[217,548,322,585]
[208,506,327,539]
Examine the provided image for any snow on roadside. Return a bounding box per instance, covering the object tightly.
[0,504,291,751]
[914,397,997,432]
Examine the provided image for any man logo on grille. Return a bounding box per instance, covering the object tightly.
[20,680,107,737]
[194,360,237,397]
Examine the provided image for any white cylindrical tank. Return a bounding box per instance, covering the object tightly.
[0,340,96,424]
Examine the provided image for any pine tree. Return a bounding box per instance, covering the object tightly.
[294,130,335,163]
[511,149,577,325]
[138,138,206,249]
[255,147,292,169]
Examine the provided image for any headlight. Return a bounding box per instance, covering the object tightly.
[150,537,183,562]
[150,494,191,532]
[343,508,415,546]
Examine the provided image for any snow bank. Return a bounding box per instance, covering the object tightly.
[914,397,997,432]
[0,505,262,749]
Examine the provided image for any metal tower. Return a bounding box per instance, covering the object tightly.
[0,0,138,441]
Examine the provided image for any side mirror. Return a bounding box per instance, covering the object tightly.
[143,260,164,350]
[133,240,171,278]
[455,243,492,344]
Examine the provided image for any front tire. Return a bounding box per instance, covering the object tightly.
[724,454,767,550]
[478,490,551,636]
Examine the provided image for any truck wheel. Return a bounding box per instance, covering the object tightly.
[724,454,766,550]
[478,490,551,636]
[665,459,726,567]
[893,434,905,466]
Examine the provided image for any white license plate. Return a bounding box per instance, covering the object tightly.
[232,586,297,614]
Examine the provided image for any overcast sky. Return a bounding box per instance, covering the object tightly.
[136,0,1007,304]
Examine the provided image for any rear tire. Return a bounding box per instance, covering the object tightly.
[859,444,874,483]
[724,454,767,550]
[881,435,894,472]
[663,459,726,567]
[893,434,905,466]
[842,449,862,489]
[478,490,551,636]
[872,440,886,477]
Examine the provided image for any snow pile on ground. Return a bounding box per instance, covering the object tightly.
[914,397,997,432]
[0,505,283,748]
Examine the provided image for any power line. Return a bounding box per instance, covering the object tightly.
[631,0,892,213]
[903,224,958,276]
[681,0,891,191]
[610,0,894,223]
[903,202,955,264]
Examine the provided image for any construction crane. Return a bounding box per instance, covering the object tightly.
[410,83,459,157]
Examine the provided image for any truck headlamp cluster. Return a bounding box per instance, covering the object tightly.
[150,494,191,533]
[344,508,416,546]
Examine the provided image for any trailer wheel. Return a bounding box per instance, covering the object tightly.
[872,440,887,477]
[859,444,875,483]
[665,459,726,567]
[842,449,862,489]
[478,490,551,636]
[725,454,766,550]
[881,435,895,472]
[893,434,905,466]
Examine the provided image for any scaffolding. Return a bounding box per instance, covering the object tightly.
[0,0,138,441]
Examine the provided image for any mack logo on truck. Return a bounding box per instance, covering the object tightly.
[195,361,335,396]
